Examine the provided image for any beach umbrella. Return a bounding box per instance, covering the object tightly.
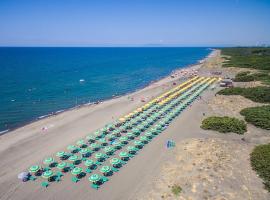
[76,139,87,148]
[57,162,68,172]
[98,138,107,146]
[56,151,67,159]
[95,152,105,162]
[110,158,122,168]
[84,159,95,168]
[86,135,95,143]
[133,140,143,148]
[126,132,135,139]
[145,132,153,139]
[140,136,150,143]
[69,155,80,164]
[29,165,41,174]
[71,167,83,177]
[100,165,112,176]
[106,133,116,141]
[80,148,91,157]
[42,170,54,181]
[119,151,129,160]
[112,129,121,137]
[112,141,122,149]
[67,145,78,153]
[132,128,140,136]
[43,157,55,166]
[119,136,128,144]
[119,118,126,123]
[94,131,103,139]
[127,146,138,154]
[90,143,100,151]
[106,123,115,131]
[18,172,29,182]
[103,146,114,155]
[89,174,101,183]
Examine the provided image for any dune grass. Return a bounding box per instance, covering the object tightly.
[234,71,270,85]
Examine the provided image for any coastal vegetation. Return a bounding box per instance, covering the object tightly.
[240,105,270,130]
[201,116,247,134]
[217,86,270,103]
[250,143,270,192]
[221,47,270,71]
[234,71,270,85]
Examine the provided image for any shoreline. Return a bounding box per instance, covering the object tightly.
[0,49,214,136]
[0,49,220,200]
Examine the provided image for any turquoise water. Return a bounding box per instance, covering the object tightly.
[0,47,211,133]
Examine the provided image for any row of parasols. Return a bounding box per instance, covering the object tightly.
[27,76,218,188]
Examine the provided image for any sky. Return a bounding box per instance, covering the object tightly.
[0,0,270,47]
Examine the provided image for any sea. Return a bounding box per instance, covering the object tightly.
[0,47,211,133]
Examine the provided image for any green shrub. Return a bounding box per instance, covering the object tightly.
[171,184,182,196]
[250,143,270,192]
[240,105,270,130]
[217,87,270,103]
[201,116,247,134]
[220,47,270,71]
[234,71,270,84]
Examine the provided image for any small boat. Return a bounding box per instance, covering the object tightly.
[79,79,85,83]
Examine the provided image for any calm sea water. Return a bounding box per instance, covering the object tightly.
[0,47,211,133]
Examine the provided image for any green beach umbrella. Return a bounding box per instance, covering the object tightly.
[127,146,137,153]
[126,132,135,139]
[71,167,83,176]
[86,134,95,142]
[84,159,95,167]
[104,146,114,154]
[95,152,105,159]
[43,157,55,165]
[98,138,107,145]
[119,136,128,143]
[56,151,66,158]
[145,132,153,138]
[90,143,100,150]
[76,139,86,147]
[80,148,91,155]
[134,140,143,147]
[69,155,79,162]
[112,141,122,149]
[140,136,149,142]
[100,166,112,174]
[89,174,101,183]
[57,162,67,170]
[67,145,77,152]
[110,158,121,165]
[29,165,40,173]
[119,151,129,158]
[42,170,54,179]
[106,133,116,141]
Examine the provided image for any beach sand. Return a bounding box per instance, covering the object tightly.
[1,50,268,200]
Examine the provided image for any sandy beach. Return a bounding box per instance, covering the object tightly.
[2,49,268,200]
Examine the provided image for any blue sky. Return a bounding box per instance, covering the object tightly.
[0,0,270,47]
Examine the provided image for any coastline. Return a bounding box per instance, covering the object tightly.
[0,49,214,136]
[0,49,220,200]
